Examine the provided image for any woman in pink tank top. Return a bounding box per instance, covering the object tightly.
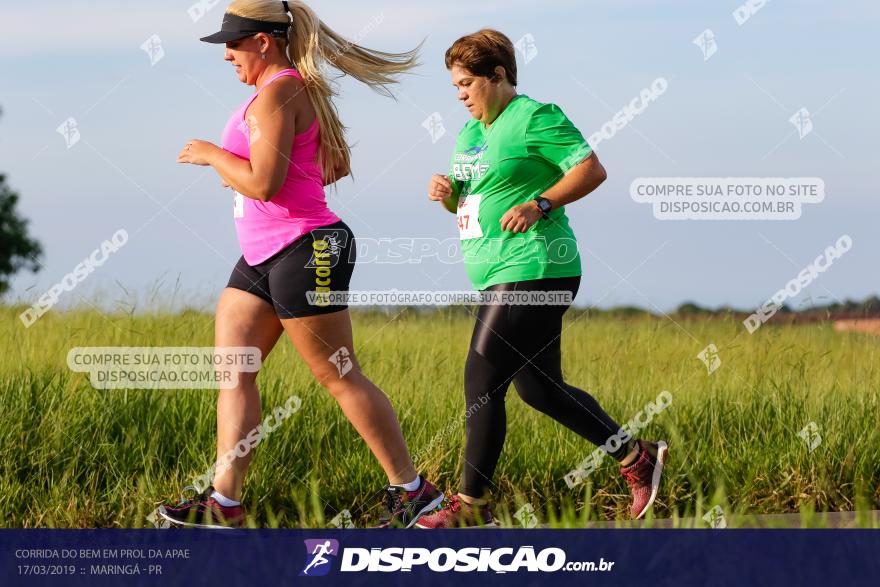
[167,0,443,529]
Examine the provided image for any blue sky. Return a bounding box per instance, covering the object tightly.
[1,0,877,312]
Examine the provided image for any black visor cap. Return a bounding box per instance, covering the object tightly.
[200,13,289,44]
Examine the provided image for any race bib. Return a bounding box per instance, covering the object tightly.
[233,191,245,218]
[457,194,483,240]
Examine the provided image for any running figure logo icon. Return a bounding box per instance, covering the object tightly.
[140,34,165,67]
[56,118,80,149]
[514,33,538,65]
[422,112,446,143]
[306,229,347,269]
[329,347,353,378]
[697,344,721,375]
[300,539,339,577]
[692,29,717,61]
[789,108,813,139]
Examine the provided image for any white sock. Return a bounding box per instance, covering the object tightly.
[211,490,240,507]
[393,475,421,492]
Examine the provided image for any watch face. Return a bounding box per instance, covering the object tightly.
[538,199,552,213]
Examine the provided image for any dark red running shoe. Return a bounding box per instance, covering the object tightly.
[415,495,497,529]
[375,478,444,528]
[621,440,669,519]
[158,485,245,529]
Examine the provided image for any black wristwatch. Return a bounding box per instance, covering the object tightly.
[533,197,552,218]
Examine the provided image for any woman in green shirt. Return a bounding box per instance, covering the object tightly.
[417,29,668,527]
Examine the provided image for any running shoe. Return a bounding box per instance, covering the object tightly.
[157,485,245,529]
[415,494,497,529]
[620,440,669,519]
[375,478,444,528]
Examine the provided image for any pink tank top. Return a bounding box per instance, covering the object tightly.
[220,68,340,265]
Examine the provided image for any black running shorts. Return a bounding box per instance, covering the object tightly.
[226,221,355,318]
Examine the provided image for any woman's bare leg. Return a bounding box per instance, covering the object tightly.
[280,309,417,484]
[212,288,284,500]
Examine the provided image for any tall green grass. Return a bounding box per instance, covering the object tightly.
[2,305,878,528]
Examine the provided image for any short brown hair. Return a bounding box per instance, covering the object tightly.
[445,29,518,86]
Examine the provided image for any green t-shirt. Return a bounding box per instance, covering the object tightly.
[448,94,592,290]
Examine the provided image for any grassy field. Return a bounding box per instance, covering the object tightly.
[2,304,879,528]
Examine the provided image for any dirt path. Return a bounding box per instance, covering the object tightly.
[835,319,880,336]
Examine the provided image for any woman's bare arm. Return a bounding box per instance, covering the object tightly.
[208,80,300,201]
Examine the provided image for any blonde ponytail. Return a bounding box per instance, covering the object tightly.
[226,0,421,183]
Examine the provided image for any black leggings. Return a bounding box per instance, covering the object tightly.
[461,276,628,499]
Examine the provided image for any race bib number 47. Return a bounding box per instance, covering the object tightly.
[457,194,483,240]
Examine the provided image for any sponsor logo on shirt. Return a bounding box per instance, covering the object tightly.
[454,145,487,162]
[453,143,490,181]
[452,162,490,182]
